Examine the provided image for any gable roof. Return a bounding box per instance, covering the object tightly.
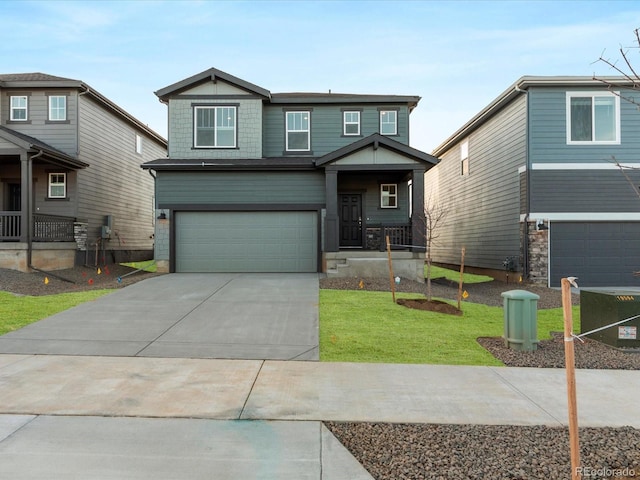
[155,67,272,100]
[0,72,166,148]
[316,133,439,167]
[432,75,634,157]
[0,126,89,169]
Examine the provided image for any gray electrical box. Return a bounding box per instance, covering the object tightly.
[501,290,540,351]
[580,290,640,349]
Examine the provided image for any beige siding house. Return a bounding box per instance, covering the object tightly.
[0,73,167,272]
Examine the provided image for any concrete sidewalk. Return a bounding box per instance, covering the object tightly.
[1,355,639,478]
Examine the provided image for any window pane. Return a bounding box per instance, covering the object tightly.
[594,96,616,141]
[345,123,359,134]
[50,185,65,197]
[570,97,592,141]
[380,111,397,135]
[288,131,309,150]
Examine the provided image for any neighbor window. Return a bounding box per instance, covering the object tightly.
[380,184,397,208]
[460,139,469,175]
[286,111,310,151]
[48,173,66,198]
[48,95,66,121]
[135,134,143,154]
[10,96,27,121]
[194,106,236,148]
[380,110,397,135]
[343,111,360,136]
[567,92,620,144]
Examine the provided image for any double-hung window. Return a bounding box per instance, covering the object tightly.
[380,184,397,208]
[49,95,67,121]
[194,105,236,148]
[380,110,397,135]
[286,111,310,151]
[460,139,469,176]
[48,173,66,198]
[10,96,28,121]
[343,111,360,136]
[566,92,620,144]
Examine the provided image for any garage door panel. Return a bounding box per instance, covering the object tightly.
[176,212,317,273]
[550,222,640,287]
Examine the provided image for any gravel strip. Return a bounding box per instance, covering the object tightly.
[325,422,640,480]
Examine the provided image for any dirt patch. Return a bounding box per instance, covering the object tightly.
[0,264,159,296]
[396,297,462,315]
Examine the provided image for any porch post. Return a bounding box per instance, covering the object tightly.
[325,168,339,252]
[411,168,425,252]
[19,153,32,244]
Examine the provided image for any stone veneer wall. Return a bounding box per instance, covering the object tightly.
[526,220,549,284]
[154,211,170,273]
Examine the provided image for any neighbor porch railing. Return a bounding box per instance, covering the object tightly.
[0,212,76,242]
[363,223,412,251]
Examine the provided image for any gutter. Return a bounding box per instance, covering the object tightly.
[26,150,44,271]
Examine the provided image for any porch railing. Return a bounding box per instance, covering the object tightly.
[364,224,413,251]
[0,212,76,242]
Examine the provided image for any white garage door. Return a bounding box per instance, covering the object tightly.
[175,211,318,273]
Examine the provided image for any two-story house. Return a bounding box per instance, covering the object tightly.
[0,73,167,272]
[425,76,640,287]
[142,67,438,280]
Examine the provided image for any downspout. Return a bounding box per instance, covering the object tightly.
[26,150,44,271]
[515,84,531,280]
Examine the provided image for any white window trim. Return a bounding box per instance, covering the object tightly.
[48,173,66,198]
[286,111,311,151]
[460,139,469,176]
[343,111,360,136]
[380,183,398,209]
[193,105,237,148]
[48,95,66,121]
[380,110,397,136]
[10,96,28,121]
[566,91,620,145]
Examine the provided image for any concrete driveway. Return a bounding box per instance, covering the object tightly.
[0,273,319,360]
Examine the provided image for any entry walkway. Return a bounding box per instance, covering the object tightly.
[0,355,639,479]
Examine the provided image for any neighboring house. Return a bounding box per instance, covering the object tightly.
[0,73,167,272]
[425,76,640,287]
[142,67,438,280]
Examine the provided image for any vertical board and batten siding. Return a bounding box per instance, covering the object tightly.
[77,95,166,251]
[156,171,326,205]
[425,95,527,270]
[262,104,410,157]
[528,87,640,212]
[0,90,78,156]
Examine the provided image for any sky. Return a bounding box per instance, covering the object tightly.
[2,0,640,153]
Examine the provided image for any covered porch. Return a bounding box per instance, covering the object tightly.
[0,126,88,271]
[317,134,439,282]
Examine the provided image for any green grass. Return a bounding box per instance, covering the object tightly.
[320,289,580,366]
[427,265,494,284]
[120,260,157,273]
[0,290,112,335]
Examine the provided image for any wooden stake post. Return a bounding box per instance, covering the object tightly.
[561,277,581,480]
[386,235,396,303]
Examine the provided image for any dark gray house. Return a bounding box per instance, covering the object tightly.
[142,67,438,280]
[425,76,640,287]
[0,73,167,272]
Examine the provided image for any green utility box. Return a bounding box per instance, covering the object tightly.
[501,290,540,351]
[580,290,640,349]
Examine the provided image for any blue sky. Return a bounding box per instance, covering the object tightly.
[3,0,640,152]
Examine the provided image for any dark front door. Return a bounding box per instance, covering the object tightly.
[339,194,362,247]
[8,184,21,211]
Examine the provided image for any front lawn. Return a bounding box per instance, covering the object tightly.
[320,289,580,366]
[0,290,112,335]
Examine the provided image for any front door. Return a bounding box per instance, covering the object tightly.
[339,194,362,247]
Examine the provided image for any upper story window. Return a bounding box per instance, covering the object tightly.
[135,134,143,154]
[286,111,310,151]
[48,95,67,121]
[380,110,397,135]
[460,139,469,176]
[194,105,236,148]
[380,183,397,208]
[566,92,620,144]
[343,111,360,136]
[48,173,66,198]
[10,96,28,121]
